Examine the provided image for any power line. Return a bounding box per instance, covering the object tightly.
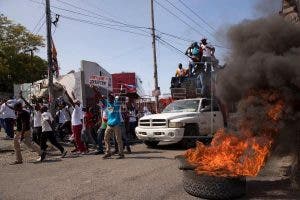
[35,20,46,34]
[57,14,151,38]
[177,0,217,32]
[156,30,192,43]
[158,37,187,56]
[55,0,150,30]
[29,0,150,32]
[153,0,205,38]
[32,13,45,33]
[162,0,216,40]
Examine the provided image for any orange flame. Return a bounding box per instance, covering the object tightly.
[184,90,285,177]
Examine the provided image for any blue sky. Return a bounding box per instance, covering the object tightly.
[0,0,281,96]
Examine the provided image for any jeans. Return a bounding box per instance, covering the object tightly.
[97,128,106,152]
[129,121,137,140]
[82,127,96,149]
[189,61,194,77]
[32,127,42,146]
[0,118,4,132]
[41,131,64,153]
[4,118,14,138]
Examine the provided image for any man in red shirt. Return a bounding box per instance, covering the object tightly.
[83,107,96,152]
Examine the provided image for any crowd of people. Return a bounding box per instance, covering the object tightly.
[0,87,153,164]
[173,38,223,97]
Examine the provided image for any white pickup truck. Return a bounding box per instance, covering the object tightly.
[135,98,225,148]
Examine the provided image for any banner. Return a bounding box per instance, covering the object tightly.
[89,75,109,88]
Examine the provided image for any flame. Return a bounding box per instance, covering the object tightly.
[184,89,285,177]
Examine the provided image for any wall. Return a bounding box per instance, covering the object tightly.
[81,60,112,106]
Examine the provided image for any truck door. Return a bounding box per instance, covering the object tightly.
[199,99,224,135]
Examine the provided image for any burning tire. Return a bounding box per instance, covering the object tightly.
[182,170,246,200]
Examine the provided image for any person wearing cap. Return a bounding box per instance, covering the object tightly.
[65,90,87,154]
[101,92,125,159]
[9,102,45,164]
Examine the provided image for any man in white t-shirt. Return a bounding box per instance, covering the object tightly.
[20,93,42,146]
[65,90,86,153]
[1,97,16,139]
[56,102,72,141]
[40,106,67,160]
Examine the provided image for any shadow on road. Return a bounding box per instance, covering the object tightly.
[126,156,174,160]
[131,150,163,154]
[245,178,300,199]
[150,144,185,151]
[31,158,62,164]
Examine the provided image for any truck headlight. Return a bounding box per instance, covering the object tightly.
[168,122,184,128]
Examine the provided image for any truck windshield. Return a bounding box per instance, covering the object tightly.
[162,100,200,113]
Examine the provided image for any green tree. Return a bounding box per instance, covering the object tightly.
[0,14,47,93]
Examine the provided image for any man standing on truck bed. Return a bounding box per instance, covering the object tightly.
[198,38,215,97]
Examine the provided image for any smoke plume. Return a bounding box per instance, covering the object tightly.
[215,15,300,180]
[217,16,300,106]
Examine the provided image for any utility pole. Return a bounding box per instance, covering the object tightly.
[150,0,160,113]
[46,0,54,114]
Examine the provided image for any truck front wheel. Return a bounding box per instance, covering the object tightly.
[180,125,198,149]
[144,141,159,148]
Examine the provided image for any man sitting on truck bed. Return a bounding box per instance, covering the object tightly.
[175,63,188,86]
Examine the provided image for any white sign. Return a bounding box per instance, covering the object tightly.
[89,75,109,88]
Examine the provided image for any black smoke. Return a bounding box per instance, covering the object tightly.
[216,16,300,105]
[216,15,300,186]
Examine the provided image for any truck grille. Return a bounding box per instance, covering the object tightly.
[139,119,167,127]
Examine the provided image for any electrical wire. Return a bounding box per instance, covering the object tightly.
[177,0,217,32]
[162,0,216,40]
[158,37,187,56]
[156,30,192,43]
[35,20,46,34]
[57,14,151,38]
[32,14,45,33]
[29,0,150,32]
[153,0,205,38]
[55,0,150,30]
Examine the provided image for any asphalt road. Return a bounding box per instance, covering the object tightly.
[0,132,299,200]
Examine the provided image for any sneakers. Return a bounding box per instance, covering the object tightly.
[10,161,23,165]
[61,150,68,158]
[39,151,46,162]
[116,154,125,159]
[102,153,112,159]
